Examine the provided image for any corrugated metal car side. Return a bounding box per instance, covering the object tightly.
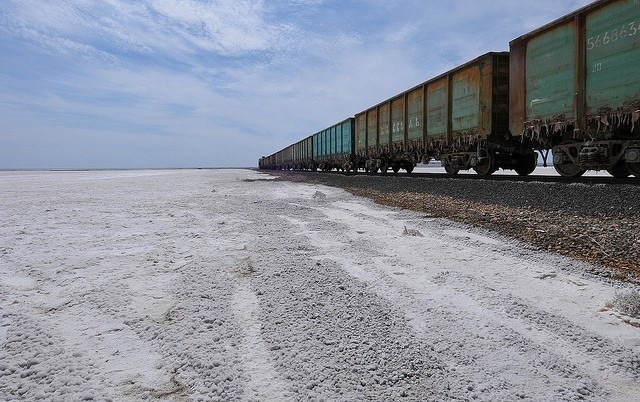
[355,113,367,157]
[509,0,640,139]
[366,109,378,151]
[426,77,448,145]
[407,87,424,142]
[391,96,405,144]
[341,119,353,156]
[585,1,640,126]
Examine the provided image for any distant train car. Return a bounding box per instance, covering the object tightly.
[313,118,355,171]
[510,0,640,177]
[259,153,276,170]
[274,145,294,170]
[292,136,314,170]
[355,52,537,175]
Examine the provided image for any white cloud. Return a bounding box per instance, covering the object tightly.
[149,0,289,55]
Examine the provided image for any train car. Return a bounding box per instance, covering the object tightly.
[510,0,640,177]
[259,153,276,170]
[313,118,355,171]
[292,135,314,170]
[355,52,537,175]
[261,136,312,170]
[258,155,268,169]
[274,144,294,170]
[355,92,418,173]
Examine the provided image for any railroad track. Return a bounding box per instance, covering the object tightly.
[300,169,640,186]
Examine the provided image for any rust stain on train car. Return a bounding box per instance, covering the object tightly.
[378,103,390,150]
[391,96,405,144]
[451,66,481,138]
[407,88,423,141]
[426,77,448,141]
[355,113,367,155]
[366,109,377,150]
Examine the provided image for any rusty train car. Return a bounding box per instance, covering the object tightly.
[510,0,640,177]
[260,0,640,178]
[351,52,534,175]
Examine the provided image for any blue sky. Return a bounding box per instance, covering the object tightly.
[0,0,593,169]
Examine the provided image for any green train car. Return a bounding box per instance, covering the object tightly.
[510,0,640,177]
[259,118,354,171]
[313,118,355,172]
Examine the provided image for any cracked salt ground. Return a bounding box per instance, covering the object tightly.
[0,169,639,401]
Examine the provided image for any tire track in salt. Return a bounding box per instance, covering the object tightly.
[296,198,622,400]
[232,279,292,401]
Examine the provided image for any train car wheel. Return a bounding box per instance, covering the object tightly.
[379,160,388,174]
[554,162,586,177]
[607,162,630,178]
[405,165,414,174]
[515,153,537,176]
[444,164,459,175]
[626,162,640,178]
[473,149,494,176]
[392,165,400,174]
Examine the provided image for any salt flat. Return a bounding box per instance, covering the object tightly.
[0,169,638,401]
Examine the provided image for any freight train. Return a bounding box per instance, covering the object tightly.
[259,0,640,178]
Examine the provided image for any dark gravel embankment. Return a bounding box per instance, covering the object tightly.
[269,171,640,283]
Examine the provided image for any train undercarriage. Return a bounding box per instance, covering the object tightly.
[355,138,538,177]
[439,143,537,176]
[551,140,640,178]
[433,137,538,176]
[264,139,640,179]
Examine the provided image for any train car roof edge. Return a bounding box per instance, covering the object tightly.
[509,0,616,45]
[355,51,509,115]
